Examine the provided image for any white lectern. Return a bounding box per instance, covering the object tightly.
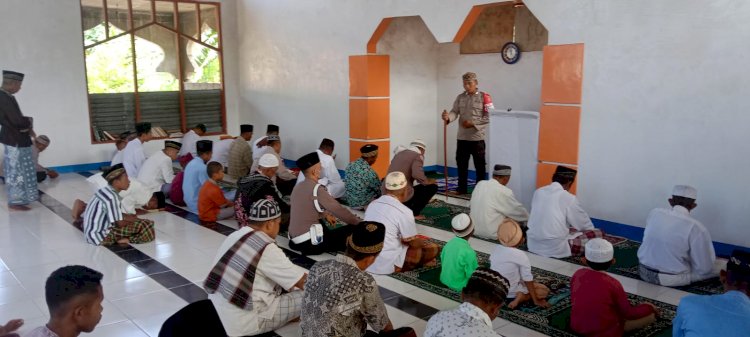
[487,109,539,209]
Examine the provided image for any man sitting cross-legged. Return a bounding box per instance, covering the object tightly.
[81,164,155,245]
[365,171,439,275]
[383,139,438,220]
[301,221,416,337]
[206,199,307,337]
[470,164,529,240]
[234,153,290,229]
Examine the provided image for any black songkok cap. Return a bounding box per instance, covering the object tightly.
[267,124,279,134]
[104,164,126,182]
[2,70,24,81]
[296,152,320,172]
[240,124,253,133]
[347,221,386,254]
[196,140,213,153]
[165,140,182,150]
[360,144,379,158]
[554,165,577,178]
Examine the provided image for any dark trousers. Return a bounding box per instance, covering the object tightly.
[404,184,438,216]
[289,223,355,256]
[364,327,417,337]
[456,140,486,193]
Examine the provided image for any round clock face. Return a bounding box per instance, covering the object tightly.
[501,42,521,64]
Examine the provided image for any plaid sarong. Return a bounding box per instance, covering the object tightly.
[403,240,440,270]
[204,229,274,311]
[568,228,605,256]
[101,219,155,245]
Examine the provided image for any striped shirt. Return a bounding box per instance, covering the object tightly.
[83,186,123,245]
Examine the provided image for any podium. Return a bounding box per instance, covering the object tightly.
[487,109,540,209]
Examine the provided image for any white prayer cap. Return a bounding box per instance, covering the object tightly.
[258,153,279,168]
[672,185,697,199]
[451,213,474,238]
[384,171,407,191]
[585,238,614,263]
[410,139,426,150]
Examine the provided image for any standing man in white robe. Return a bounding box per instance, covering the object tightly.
[637,185,719,286]
[527,166,603,258]
[470,164,529,241]
[297,138,345,199]
[137,140,181,194]
[122,122,152,178]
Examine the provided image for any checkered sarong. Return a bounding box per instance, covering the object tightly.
[568,228,604,256]
[101,219,155,245]
[256,290,304,334]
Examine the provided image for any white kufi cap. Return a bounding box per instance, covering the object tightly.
[672,185,697,199]
[258,153,279,168]
[585,238,614,263]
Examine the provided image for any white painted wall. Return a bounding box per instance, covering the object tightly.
[0,0,241,167]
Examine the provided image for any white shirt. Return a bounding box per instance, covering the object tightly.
[470,179,529,240]
[297,149,345,198]
[122,139,146,177]
[111,149,124,165]
[137,150,175,193]
[179,130,200,156]
[424,302,503,337]
[252,136,268,162]
[85,173,151,214]
[364,195,418,274]
[526,182,594,258]
[210,138,234,167]
[209,227,306,336]
[490,245,533,297]
[637,205,716,275]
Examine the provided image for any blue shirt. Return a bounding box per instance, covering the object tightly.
[673,290,750,337]
[182,157,208,213]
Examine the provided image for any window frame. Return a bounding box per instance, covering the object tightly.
[80,0,227,144]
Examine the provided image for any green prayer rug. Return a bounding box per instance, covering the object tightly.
[389,239,675,337]
[416,200,723,295]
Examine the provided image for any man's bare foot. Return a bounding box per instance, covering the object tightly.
[72,199,86,220]
[414,215,427,220]
[424,259,438,267]
[117,238,130,245]
[8,205,30,211]
[507,299,521,309]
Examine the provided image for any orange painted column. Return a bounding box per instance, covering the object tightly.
[348,54,390,177]
[537,43,584,193]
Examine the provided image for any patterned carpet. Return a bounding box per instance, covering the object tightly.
[417,200,724,296]
[428,173,475,200]
[389,239,675,337]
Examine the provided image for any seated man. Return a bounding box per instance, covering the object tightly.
[234,153,290,229]
[24,265,104,337]
[77,170,165,217]
[638,185,718,286]
[183,140,213,213]
[673,249,750,337]
[470,164,529,240]
[251,124,279,163]
[178,123,206,163]
[365,172,439,274]
[0,135,58,183]
[527,166,602,258]
[81,164,155,245]
[425,268,510,337]
[205,199,306,337]
[250,135,297,196]
[345,144,381,209]
[138,140,181,194]
[297,138,345,199]
[122,122,152,177]
[288,152,361,255]
[227,124,254,179]
[210,135,235,168]
[301,221,416,337]
[384,139,438,219]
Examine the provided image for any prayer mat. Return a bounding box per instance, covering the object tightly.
[389,239,675,337]
[416,200,724,295]
[426,172,475,200]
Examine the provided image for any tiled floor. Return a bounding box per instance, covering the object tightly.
[0,173,691,336]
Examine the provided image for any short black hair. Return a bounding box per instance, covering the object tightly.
[671,196,695,208]
[344,245,379,262]
[195,124,207,133]
[45,265,103,314]
[552,173,575,186]
[206,161,223,177]
[319,138,335,151]
[586,259,614,271]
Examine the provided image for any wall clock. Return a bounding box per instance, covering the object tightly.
[501,42,521,64]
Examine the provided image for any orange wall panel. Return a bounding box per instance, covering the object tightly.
[536,162,577,195]
[538,105,580,164]
[349,98,390,139]
[349,139,390,178]
[541,43,584,104]
[367,18,393,54]
[349,55,390,97]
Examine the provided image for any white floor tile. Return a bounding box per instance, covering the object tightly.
[111,289,186,321]
[86,320,150,337]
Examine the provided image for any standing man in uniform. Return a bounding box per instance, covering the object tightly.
[441,72,494,195]
[0,70,38,211]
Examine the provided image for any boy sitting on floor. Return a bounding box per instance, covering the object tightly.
[25,265,104,337]
[571,238,657,336]
[490,219,550,309]
[81,164,156,245]
[439,213,479,291]
[198,162,234,222]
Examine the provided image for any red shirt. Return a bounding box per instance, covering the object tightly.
[198,180,229,222]
[570,268,655,337]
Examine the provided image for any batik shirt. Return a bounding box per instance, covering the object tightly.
[344,158,381,208]
[424,302,502,337]
[301,254,390,337]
